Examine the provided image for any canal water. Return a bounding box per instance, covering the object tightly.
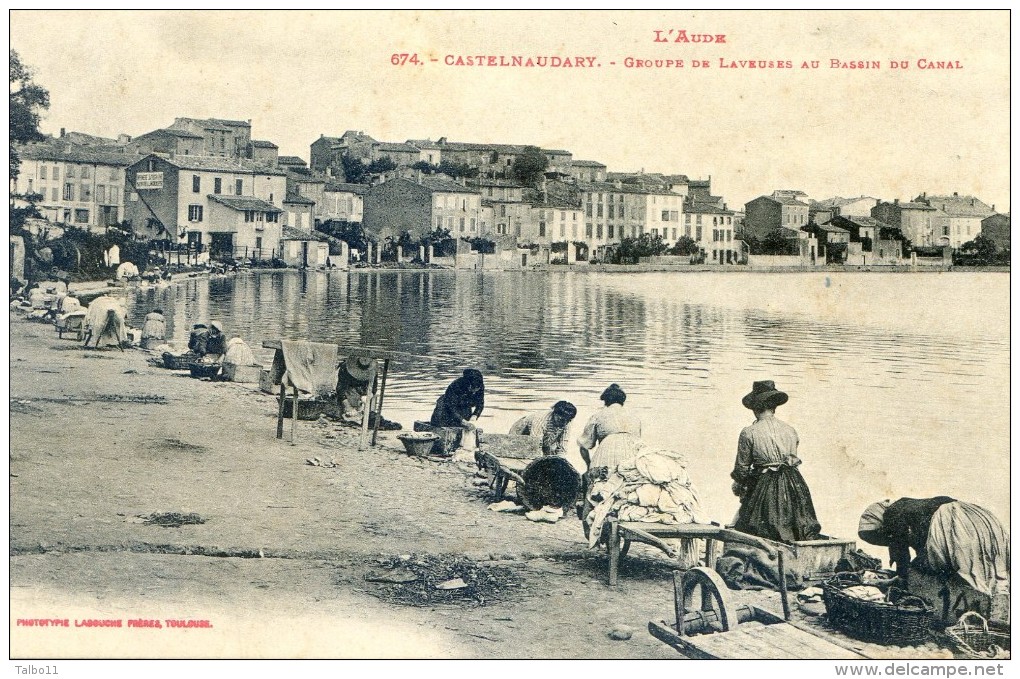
[127,270,1010,551]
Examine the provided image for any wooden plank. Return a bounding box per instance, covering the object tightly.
[764,623,865,659]
[785,619,874,659]
[618,522,721,537]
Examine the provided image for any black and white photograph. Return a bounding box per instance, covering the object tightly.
[7,9,1011,669]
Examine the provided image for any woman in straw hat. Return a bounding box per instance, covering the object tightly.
[336,355,378,420]
[731,380,821,542]
[858,497,1009,608]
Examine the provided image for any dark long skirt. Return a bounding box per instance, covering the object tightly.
[734,466,821,543]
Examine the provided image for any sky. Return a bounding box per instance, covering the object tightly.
[9,10,1011,212]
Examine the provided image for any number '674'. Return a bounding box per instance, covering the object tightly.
[391,53,421,66]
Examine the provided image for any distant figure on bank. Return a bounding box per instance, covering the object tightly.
[430,369,485,428]
[858,497,1010,599]
[204,321,226,360]
[337,356,378,420]
[188,323,209,356]
[577,384,642,471]
[510,400,578,456]
[731,380,821,542]
[141,308,167,345]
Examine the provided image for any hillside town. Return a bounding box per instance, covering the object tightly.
[10,116,1011,281]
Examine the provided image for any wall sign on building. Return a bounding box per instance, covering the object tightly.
[135,172,164,190]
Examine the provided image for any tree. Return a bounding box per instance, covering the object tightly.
[10,51,51,284]
[669,235,699,256]
[340,154,367,184]
[956,234,999,266]
[616,233,668,262]
[510,146,548,186]
[10,50,50,182]
[366,157,397,174]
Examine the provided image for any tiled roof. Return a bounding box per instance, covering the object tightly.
[375,142,419,153]
[208,194,283,212]
[324,182,369,195]
[917,195,995,218]
[277,156,307,165]
[438,140,569,155]
[283,192,315,205]
[685,201,733,215]
[135,128,204,140]
[814,223,850,234]
[420,177,479,194]
[17,143,137,166]
[281,226,327,240]
[407,139,441,150]
[884,201,936,211]
[250,139,278,149]
[141,154,287,175]
[576,180,678,196]
[208,118,251,128]
[570,160,606,168]
[751,194,808,207]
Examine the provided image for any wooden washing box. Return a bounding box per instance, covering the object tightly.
[723,533,856,583]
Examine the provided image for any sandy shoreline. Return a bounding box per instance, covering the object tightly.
[8,311,958,660]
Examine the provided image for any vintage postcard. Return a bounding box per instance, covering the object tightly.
[7,9,1011,671]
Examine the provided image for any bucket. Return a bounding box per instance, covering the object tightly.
[397,432,440,457]
[518,457,581,511]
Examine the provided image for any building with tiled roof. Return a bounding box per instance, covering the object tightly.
[871,199,941,247]
[167,117,253,159]
[12,142,139,231]
[124,153,287,258]
[363,177,483,240]
[912,192,996,247]
[277,156,308,168]
[743,194,810,239]
[568,160,607,183]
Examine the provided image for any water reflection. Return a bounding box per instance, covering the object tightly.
[127,270,1009,548]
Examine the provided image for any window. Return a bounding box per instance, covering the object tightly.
[696,215,702,225]
[193,175,201,193]
[51,187,58,201]
[53,166,59,181]
[63,209,71,223]
[96,185,107,203]
[470,218,476,232]
[596,225,604,239]
[585,224,593,238]
[81,166,90,179]
[80,184,92,201]
[462,199,467,210]
[539,222,546,237]
[188,205,204,222]
[586,204,592,217]
[214,178,222,194]
[236,179,243,196]
[572,224,578,238]
[559,224,565,237]
[256,237,263,250]
[696,225,702,241]
[726,230,732,242]
[662,210,670,221]
[672,228,677,240]
[685,213,691,223]
[608,224,615,239]
[266,212,279,223]
[609,205,615,219]
[727,217,732,225]
[110,167,119,181]
[619,205,624,218]
[447,216,454,229]
[685,224,691,237]
[500,204,506,217]
[110,187,120,203]
[596,204,603,217]
[459,217,465,232]
[437,216,443,229]
[27,179,33,193]
[66,165,75,178]
[713,249,718,261]
[40,166,47,180]
[713,217,718,226]
[74,209,89,224]
[63,183,74,201]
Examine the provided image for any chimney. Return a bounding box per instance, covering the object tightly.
[60,128,66,138]
[953,191,958,197]
[415,170,422,184]
[894,198,899,205]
